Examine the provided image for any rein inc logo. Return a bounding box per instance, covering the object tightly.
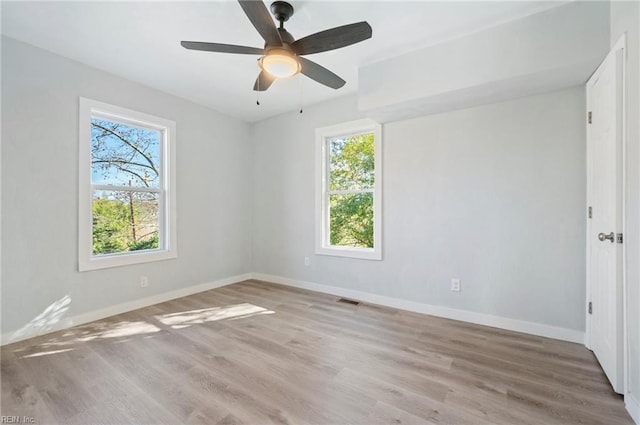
[1,417,35,424]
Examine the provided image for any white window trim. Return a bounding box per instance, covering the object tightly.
[78,97,177,271]
[315,118,382,260]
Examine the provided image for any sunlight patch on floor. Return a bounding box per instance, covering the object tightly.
[7,302,273,357]
[20,348,75,358]
[75,321,162,341]
[155,303,274,328]
[11,319,163,358]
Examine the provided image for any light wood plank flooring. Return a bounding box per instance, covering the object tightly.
[1,280,633,424]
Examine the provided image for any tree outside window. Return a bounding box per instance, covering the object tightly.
[91,118,161,255]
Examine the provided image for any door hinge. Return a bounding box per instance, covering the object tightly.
[588,302,592,314]
[617,233,623,244]
[588,206,592,219]
[588,111,592,124]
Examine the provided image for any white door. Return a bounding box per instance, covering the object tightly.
[586,45,624,394]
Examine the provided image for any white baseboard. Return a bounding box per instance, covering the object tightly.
[251,273,585,344]
[0,273,252,346]
[627,393,640,425]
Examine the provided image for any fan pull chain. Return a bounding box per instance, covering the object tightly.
[299,74,304,114]
[256,77,261,106]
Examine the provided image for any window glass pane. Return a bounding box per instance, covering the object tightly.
[329,192,373,248]
[329,132,374,191]
[91,118,161,188]
[92,190,159,255]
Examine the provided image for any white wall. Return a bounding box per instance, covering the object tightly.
[253,87,586,334]
[1,37,253,340]
[611,0,640,419]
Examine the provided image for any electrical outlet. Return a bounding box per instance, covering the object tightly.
[304,257,310,266]
[451,278,461,292]
[140,276,149,288]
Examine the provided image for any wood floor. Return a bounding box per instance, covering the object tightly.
[1,280,633,425]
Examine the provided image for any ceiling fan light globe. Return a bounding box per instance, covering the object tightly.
[261,51,300,78]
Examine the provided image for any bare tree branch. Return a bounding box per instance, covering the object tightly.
[92,122,158,176]
[112,165,150,188]
[92,159,157,175]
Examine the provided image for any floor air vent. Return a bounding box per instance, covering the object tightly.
[337,298,360,305]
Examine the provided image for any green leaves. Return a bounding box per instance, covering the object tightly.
[92,194,159,255]
[92,198,130,254]
[329,193,373,248]
[329,133,375,191]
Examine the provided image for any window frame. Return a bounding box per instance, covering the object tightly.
[78,97,177,271]
[315,118,382,260]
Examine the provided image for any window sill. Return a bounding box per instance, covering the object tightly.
[79,249,177,272]
[315,246,382,261]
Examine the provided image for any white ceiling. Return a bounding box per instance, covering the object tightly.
[1,1,566,122]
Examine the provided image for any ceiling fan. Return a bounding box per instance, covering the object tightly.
[181,0,372,92]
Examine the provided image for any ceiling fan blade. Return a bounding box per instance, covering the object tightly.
[181,41,265,55]
[298,57,345,89]
[238,0,282,47]
[290,22,372,56]
[253,70,276,91]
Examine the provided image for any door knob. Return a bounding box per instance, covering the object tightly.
[598,232,615,243]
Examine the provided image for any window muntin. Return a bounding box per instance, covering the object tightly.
[316,119,382,260]
[79,98,176,271]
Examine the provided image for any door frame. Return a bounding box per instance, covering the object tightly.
[585,34,627,394]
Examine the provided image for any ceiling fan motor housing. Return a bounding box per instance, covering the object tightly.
[277,28,295,44]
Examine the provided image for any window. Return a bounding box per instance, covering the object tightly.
[78,98,176,271]
[315,119,382,260]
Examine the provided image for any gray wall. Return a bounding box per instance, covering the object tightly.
[611,0,640,408]
[1,37,253,336]
[253,88,586,331]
